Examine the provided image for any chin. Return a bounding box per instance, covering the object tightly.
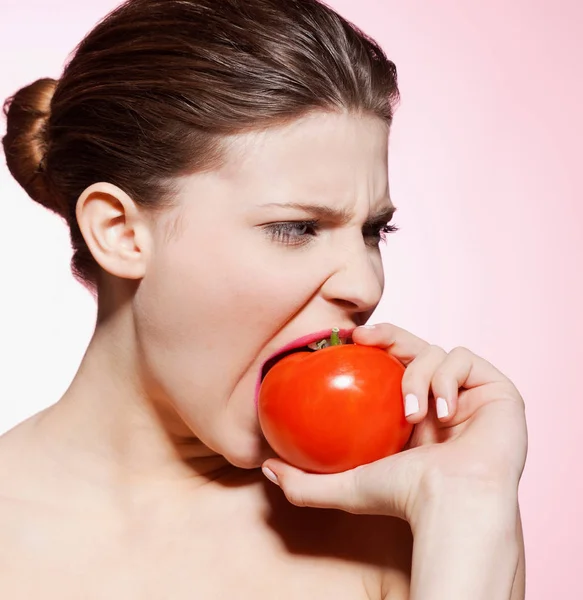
[219,429,277,470]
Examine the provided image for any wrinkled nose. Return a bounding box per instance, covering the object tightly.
[319,243,384,318]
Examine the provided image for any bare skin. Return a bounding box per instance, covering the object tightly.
[1,112,525,598]
[0,111,413,598]
[0,413,412,599]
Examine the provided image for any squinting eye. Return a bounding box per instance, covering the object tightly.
[364,222,400,245]
[264,221,320,246]
[264,220,400,248]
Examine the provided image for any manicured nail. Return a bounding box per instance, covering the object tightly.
[405,393,419,416]
[436,397,449,419]
[262,466,279,485]
[359,324,376,330]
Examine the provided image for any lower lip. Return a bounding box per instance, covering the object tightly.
[253,328,355,408]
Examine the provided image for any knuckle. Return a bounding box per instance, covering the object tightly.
[498,382,526,410]
[514,392,526,412]
[417,343,443,360]
[402,345,449,392]
[283,485,307,508]
[429,345,448,367]
[406,344,445,372]
[449,345,472,357]
[376,322,396,336]
[428,343,447,356]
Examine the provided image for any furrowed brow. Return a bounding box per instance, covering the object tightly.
[365,205,397,226]
[259,202,352,224]
[260,202,397,226]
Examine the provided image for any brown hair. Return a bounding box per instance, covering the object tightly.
[2,0,400,291]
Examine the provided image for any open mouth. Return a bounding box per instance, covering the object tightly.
[259,332,353,383]
[253,327,355,407]
[260,345,317,382]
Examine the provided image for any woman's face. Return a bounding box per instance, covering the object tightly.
[135,111,395,468]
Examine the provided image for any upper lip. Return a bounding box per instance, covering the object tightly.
[260,326,356,372]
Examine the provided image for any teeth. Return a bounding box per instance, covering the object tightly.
[307,339,328,350]
[307,336,349,350]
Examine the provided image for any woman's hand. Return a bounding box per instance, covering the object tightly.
[261,322,528,527]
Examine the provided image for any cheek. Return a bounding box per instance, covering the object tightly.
[131,235,322,465]
[156,234,319,329]
[132,227,342,465]
[133,234,319,406]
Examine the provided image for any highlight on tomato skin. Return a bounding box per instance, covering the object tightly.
[257,340,413,474]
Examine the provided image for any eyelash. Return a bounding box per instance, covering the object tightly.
[264,219,400,247]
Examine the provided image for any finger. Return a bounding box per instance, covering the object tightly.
[429,346,511,423]
[401,344,448,424]
[352,323,430,366]
[261,459,362,513]
[261,453,420,521]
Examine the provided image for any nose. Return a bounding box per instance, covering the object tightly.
[319,241,384,318]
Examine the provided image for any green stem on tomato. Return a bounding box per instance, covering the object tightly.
[330,327,342,346]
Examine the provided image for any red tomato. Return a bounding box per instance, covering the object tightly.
[257,344,413,474]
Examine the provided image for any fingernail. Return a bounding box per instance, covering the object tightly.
[436,397,449,419]
[359,324,376,330]
[262,466,279,485]
[405,393,419,416]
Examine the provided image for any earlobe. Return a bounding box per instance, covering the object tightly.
[76,182,150,281]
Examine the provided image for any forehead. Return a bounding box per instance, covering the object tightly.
[216,111,390,195]
[169,111,393,228]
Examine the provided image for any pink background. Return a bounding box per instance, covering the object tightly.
[1,1,581,597]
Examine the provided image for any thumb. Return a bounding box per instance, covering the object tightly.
[261,452,421,520]
[261,459,361,513]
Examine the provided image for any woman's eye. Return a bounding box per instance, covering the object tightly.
[264,220,400,247]
[264,221,319,246]
[364,222,400,245]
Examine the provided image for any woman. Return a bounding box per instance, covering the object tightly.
[1,0,527,597]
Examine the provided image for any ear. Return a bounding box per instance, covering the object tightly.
[75,182,152,281]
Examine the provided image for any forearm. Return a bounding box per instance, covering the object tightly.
[510,504,526,600]
[409,480,523,600]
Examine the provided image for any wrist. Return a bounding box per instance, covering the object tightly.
[408,476,521,600]
[409,471,519,534]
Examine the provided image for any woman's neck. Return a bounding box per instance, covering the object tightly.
[30,323,246,508]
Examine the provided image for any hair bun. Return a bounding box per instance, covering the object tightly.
[2,78,62,214]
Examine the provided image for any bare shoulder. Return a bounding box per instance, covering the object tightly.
[0,412,46,494]
[0,416,35,494]
[0,412,47,500]
[0,416,49,569]
[0,417,414,599]
[0,411,62,525]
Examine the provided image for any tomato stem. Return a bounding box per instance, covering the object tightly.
[330,327,342,346]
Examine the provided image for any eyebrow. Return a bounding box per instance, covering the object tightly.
[259,202,397,226]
